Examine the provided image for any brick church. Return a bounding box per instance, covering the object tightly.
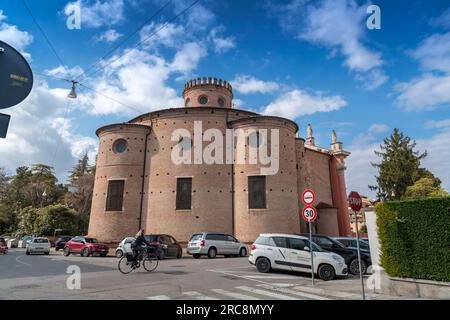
[88,77,351,242]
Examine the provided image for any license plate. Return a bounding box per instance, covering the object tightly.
[36,247,43,250]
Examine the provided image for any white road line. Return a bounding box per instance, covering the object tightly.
[291,285,358,299]
[235,286,300,300]
[146,295,171,300]
[257,284,330,300]
[210,289,262,300]
[244,275,300,279]
[15,255,31,266]
[184,291,219,300]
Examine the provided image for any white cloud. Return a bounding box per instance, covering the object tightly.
[139,22,184,49]
[45,65,84,79]
[410,32,450,73]
[208,26,236,53]
[425,119,450,129]
[368,123,389,134]
[231,75,280,94]
[262,89,347,119]
[272,0,386,89]
[430,7,450,29]
[95,29,123,43]
[169,42,207,73]
[64,0,125,28]
[0,10,33,55]
[395,74,450,111]
[355,69,389,91]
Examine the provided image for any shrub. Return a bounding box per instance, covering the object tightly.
[376,197,450,281]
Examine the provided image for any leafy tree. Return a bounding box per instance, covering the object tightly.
[0,167,9,200]
[403,177,448,199]
[370,128,427,201]
[36,205,79,236]
[16,207,40,237]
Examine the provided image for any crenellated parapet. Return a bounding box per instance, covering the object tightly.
[183,77,233,109]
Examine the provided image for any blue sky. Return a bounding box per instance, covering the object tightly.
[1,0,450,198]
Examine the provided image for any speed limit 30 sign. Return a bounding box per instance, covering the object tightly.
[301,205,317,222]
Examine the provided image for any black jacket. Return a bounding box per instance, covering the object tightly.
[134,235,151,247]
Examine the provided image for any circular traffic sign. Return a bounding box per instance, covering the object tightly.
[0,40,33,109]
[301,189,315,205]
[348,191,362,211]
[302,205,317,222]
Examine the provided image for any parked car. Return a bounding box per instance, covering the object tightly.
[145,234,183,259]
[18,236,33,248]
[115,237,135,258]
[0,237,8,254]
[26,237,50,255]
[55,236,73,251]
[249,233,347,281]
[7,238,18,248]
[361,238,369,243]
[333,237,371,251]
[187,232,248,259]
[299,234,371,275]
[63,236,109,257]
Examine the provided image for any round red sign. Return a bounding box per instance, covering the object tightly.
[301,205,317,222]
[348,191,362,211]
[301,189,315,205]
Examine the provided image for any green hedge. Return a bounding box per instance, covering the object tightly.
[376,197,450,282]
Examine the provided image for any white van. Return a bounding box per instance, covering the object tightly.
[248,233,347,281]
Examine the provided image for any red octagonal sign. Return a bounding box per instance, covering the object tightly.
[348,191,362,212]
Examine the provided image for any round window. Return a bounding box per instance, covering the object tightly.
[113,139,127,153]
[218,97,225,107]
[198,95,208,105]
[185,98,191,107]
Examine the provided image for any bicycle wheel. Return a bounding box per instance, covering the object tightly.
[118,256,135,274]
[143,256,158,272]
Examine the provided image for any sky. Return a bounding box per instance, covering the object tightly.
[0,0,450,198]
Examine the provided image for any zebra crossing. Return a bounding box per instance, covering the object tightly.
[146,284,337,300]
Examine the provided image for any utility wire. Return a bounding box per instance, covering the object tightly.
[79,0,202,80]
[21,0,70,74]
[74,0,173,82]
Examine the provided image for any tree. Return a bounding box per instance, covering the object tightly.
[16,207,40,237]
[370,128,427,201]
[0,167,9,200]
[65,153,95,217]
[403,177,448,199]
[36,205,79,236]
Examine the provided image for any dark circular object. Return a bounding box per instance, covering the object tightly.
[256,257,271,273]
[0,40,33,109]
[198,95,208,105]
[318,264,336,281]
[113,139,127,153]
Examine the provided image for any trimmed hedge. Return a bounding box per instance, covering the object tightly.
[376,197,450,282]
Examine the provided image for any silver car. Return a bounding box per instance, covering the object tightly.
[187,232,248,259]
[115,237,135,258]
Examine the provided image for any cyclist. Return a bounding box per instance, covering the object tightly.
[132,229,152,262]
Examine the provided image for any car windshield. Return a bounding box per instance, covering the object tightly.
[33,239,48,243]
[0,240,6,245]
[85,238,98,243]
[190,234,203,241]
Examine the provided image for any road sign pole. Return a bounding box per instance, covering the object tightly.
[309,221,314,286]
[354,210,366,300]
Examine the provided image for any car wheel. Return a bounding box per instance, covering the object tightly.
[26,250,30,255]
[45,251,50,255]
[55,247,59,251]
[116,249,123,258]
[82,248,90,257]
[256,257,271,273]
[176,248,182,259]
[349,258,367,275]
[318,264,336,281]
[192,254,201,259]
[207,247,217,259]
[63,247,70,256]
[239,247,247,257]
[158,250,165,260]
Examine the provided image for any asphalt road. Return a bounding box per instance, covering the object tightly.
[0,249,401,300]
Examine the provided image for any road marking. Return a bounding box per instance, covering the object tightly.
[184,291,219,300]
[243,275,300,279]
[257,284,330,300]
[146,295,171,300]
[210,288,262,300]
[235,286,299,300]
[291,285,358,299]
[15,255,31,266]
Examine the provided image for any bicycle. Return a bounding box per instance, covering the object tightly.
[118,246,159,274]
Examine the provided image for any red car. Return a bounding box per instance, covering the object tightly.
[63,236,109,257]
[0,238,7,254]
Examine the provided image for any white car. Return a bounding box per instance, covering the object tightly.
[26,237,51,255]
[249,233,348,281]
[115,237,135,258]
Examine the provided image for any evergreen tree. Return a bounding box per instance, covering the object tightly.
[369,128,427,200]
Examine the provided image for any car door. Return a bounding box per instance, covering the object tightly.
[161,235,175,256]
[270,236,291,270]
[225,235,239,254]
[73,237,84,252]
[286,237,312,273]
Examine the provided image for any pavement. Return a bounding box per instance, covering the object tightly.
[0,248,416,300]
